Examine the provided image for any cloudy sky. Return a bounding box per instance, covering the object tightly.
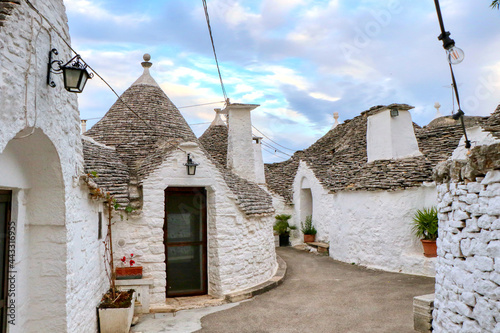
[66,0,500,163]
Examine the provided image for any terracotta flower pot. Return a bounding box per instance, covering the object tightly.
[421,240,437,258]
[304,234,315,243]
[116,266,143,280]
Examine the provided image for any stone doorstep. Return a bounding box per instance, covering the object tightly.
[413,294,434,333]
[149,255,287,313]
[305,242,330,254]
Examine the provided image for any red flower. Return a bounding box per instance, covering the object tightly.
[130,253,134,257]
[129,260,135,267]
[121,256,126,262]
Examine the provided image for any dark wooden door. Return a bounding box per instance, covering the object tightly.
[0,191,11,333]
[164,187,207,297]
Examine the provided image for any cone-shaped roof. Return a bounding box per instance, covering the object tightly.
[85,54,197,171]
[199,109,228,167]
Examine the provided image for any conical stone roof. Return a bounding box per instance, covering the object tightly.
[84,55,273,216]
[85,54,197,174]
[199,109,228,167]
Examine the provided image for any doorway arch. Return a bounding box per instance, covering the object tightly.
[0,129,67,332]
[300,177,313,224]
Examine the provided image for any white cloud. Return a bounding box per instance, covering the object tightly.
[309,92,341,102]
[64,0,150,25]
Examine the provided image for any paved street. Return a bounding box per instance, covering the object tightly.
[196,247,435,333]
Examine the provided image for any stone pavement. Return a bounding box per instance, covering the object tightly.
[134,247,435,333]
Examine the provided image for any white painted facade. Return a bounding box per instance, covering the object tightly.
[290,162,437,276]
[253,137,266,184]
[0,1,108,332]
[367,107,422,162]
[225,104,259,183]
[112,144,277,306]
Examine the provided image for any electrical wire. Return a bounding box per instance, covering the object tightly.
[25,0,155,131]
[262,147,291,159]
[252,125,296,152]
[178,101,225,109]
[261,141,292,157]
[202,0,228,103]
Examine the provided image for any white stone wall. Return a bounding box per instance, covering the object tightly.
[367,108,422,162]
[226,104,258,183]
[433,171,500,332]
[291,162,436,276]
[0,1,108,332]
[113,146,277,305]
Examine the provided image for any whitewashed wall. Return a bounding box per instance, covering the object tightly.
[433,175,500,332]
[291,162,437,276]
[0,1,108,332]
[113,146,277,306]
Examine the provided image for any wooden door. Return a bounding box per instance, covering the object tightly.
[0,191,11,333]
[164,187,207,297]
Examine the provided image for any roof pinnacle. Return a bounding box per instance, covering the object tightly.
[132,53,159,87]
[142,53,152,69]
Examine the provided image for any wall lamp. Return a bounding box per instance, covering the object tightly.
[47,48,93,93]
[184,154,199,176]
[390,108,399,118]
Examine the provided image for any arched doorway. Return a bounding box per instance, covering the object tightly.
[0,129,67,332]
[300,177,313,224]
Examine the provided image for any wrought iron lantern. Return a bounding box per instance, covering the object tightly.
[184,154,199,176]
[47,49,93,93]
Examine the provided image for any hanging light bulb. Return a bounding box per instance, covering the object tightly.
[447,46,465,65]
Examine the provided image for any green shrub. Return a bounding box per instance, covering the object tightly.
[300,215,317,235]
[411,207,438,241]
[273,214,296,235]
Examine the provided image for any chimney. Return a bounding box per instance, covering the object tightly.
[81,119,87,134]
[253,137,266,184]
[366,104,422,162]
[222,103,259,182]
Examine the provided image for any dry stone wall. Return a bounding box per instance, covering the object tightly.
[433,143,500,332]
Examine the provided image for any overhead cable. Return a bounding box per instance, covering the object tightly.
[202,0,228,103]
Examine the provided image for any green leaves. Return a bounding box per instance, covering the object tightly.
[300,215,317,235]
[273,214,296,235]
[491,0,500,9]
[411,207,438,241]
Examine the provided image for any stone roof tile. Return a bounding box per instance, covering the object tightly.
[82,137,130,206]
[84,60,273,216]
[265,105,487,202]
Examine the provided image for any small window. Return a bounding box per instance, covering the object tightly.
[98,212,103,240]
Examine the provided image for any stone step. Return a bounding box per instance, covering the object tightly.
[306,242,329,254]
[306,242,329,248]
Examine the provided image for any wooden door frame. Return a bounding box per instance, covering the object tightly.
[164,187,208,297]
[0,190,11,333]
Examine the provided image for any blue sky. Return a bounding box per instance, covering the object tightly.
[66,0,500,162]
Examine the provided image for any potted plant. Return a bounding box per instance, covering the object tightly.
[411,207,438,258]
[301,215,317,243]
[116,253,143,280]
[273,214,296,246]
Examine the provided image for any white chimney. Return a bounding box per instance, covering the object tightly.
[366,104,422,162]
[253,137,266,184]
[81,119,87,134]
[222,103,259,182]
